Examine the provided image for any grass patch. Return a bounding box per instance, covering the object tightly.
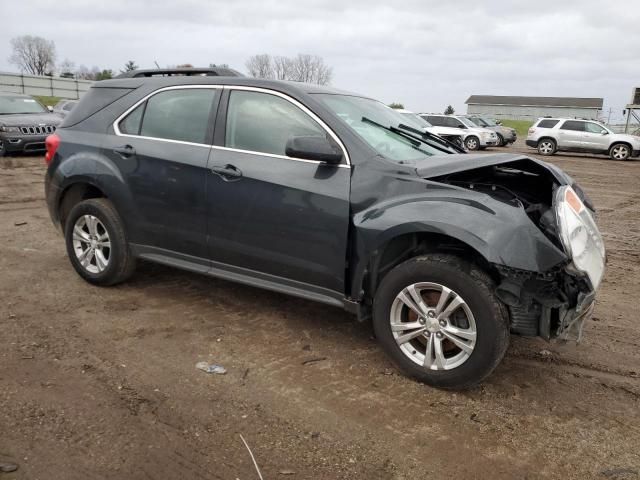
[499,119,533,137]
[32,95,61,108]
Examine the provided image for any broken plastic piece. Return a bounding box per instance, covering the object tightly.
[195,361,227,375]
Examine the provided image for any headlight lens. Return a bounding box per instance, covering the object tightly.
[0,126,20,133]
[555,186,605,289]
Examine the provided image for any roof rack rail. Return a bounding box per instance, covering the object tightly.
[115,67,244,79]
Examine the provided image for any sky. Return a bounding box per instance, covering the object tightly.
[1,0,639,123]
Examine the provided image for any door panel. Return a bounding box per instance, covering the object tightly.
[557,120,584,149]
[206,149,350,292]
[582,123,610,151]
[103,136,211,258]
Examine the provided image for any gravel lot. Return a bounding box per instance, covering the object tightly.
[1,145,639,479]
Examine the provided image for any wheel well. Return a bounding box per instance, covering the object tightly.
[538,136,556,145]
[58,183,107,229]
[609,141,632,151]
[361,232,497,302]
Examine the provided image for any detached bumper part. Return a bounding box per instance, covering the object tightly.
[496,265,597,342]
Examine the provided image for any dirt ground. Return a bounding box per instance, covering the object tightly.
[1,144,639,480]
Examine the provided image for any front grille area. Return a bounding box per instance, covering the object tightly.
[19,125,56,135]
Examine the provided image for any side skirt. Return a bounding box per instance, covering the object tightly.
[130,244,347,310]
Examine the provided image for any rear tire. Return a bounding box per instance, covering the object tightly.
[64,198,136,286]
[464,136,480,151]
[609,143,631,160]
[372,254,510,389]
[537,138,556,156]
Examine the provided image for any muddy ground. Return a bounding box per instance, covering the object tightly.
[1,144,639,480]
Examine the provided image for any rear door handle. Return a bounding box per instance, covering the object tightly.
[211,164,242,182]
[113,145,136,157]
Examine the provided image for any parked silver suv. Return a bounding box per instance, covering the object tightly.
[526,118,640,160]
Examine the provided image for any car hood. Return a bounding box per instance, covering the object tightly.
[0,113,62,126]
[612,133,640,143]
[414,152,567,182]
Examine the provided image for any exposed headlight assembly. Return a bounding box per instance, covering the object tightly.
[0,126,20,133]
[555,186,605,289]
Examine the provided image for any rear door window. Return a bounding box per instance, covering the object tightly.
[139,89,216,144]
[537,119,559,128]
[560,120,585,131]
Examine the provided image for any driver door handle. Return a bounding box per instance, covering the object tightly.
[211,164,243,181]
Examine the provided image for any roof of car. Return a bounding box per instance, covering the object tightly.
[466,95,603,109]
[94,76,362,98]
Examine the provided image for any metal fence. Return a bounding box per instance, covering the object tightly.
[0,71,93,99]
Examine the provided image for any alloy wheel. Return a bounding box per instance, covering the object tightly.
[390,282,477,370]
[465,138,478,150]
[72,214,111,274]
[611,145,630,160]
[538,141,554,154]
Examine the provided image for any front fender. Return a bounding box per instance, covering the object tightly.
[349,195,567,300]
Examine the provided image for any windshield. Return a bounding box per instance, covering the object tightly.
[315,94,449,163]
[478,116,497,126]
[468,116,488,127]
[0,95,47,114]
[458,117,479,128]
[400,112,433,128]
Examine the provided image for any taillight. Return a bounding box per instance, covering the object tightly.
[45,133,60,164]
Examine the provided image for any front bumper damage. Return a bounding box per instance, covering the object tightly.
[495,263,599,342]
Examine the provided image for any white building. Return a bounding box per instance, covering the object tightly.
[465,95,603,121]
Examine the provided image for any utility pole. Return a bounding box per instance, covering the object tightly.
[606,107,612,125]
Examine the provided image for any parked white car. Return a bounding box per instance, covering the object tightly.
[393,109,465,148]
[526,118,640,160]
[420,114,499,150]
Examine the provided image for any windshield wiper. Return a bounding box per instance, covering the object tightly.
[396,123,466,154]
[362,116,422,147]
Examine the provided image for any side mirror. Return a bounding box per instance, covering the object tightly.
[495,120,502,125]
[47,106,53,112]
[285,136,343,164]
[601,130,609,135]
[457,124,466,129]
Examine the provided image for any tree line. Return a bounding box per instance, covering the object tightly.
[8,35,334,87]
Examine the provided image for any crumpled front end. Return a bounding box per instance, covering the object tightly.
[423,155,606,342]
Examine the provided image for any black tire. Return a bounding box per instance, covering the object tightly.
[464,136,480,151]
[64,198,136,286]
[537,138,556,156]
[496,134,505,147]
[609,143,631,161]
[372,254,509,389]
[0,140,6,157]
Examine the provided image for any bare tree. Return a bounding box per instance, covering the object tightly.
[59,58,75,78]
[9,35,56,75]
[246,53,332,85]
[272,56,293,80]
[245,54,274,79]
[288,54,332,85]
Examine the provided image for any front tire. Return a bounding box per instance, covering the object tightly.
[373,254,509,389]
[64,198,136,286]
[496,134,505,147]
[609,143,631,160]
[464,136,480,151]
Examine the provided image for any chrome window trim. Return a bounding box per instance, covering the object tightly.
[112,84,351,167]
[223,85,350,166]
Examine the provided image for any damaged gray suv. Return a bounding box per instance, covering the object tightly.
[44,70,606,389]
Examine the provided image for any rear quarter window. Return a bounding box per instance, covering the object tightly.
[61,87,134,127]
[536,119,560,128]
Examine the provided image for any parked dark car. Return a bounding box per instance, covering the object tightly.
[44,72,606,388]
[0,92,62,156]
